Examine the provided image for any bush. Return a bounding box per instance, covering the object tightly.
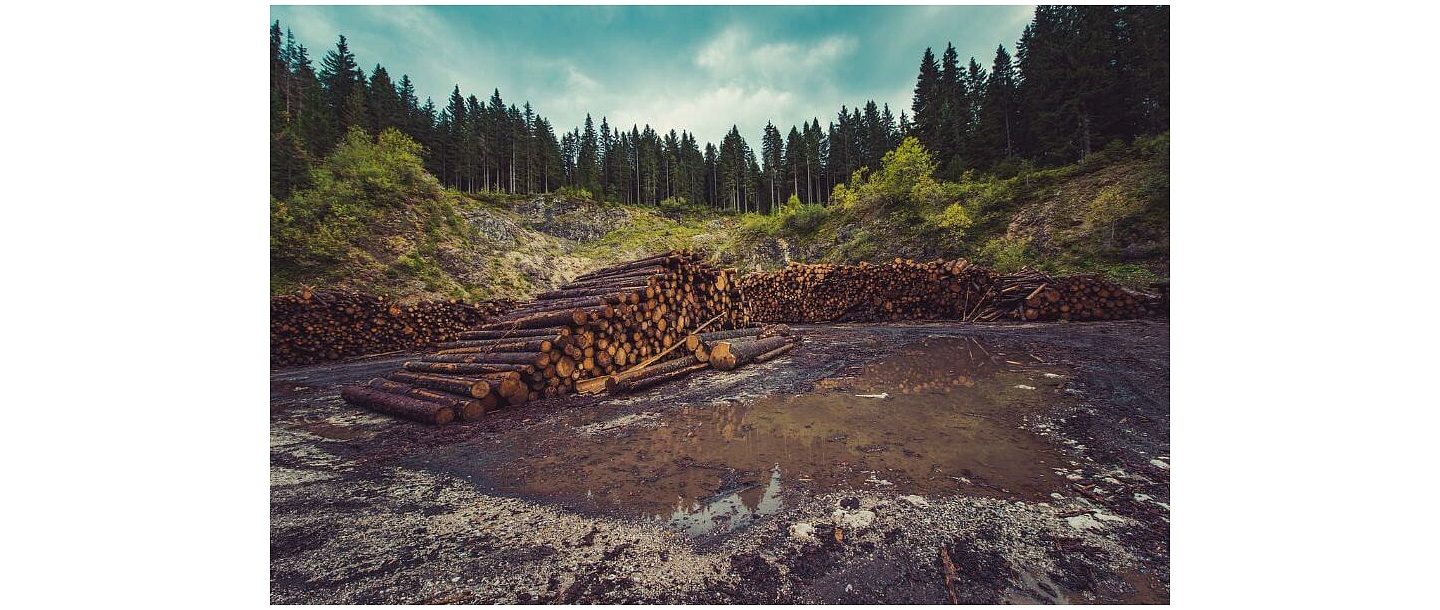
[783,203,827,234]
[931,202,974,232]
[556,186,594,201]
[978,235,1034,272]
[1084,184,1145,246]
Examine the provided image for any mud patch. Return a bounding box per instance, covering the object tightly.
[422,336,1076,537]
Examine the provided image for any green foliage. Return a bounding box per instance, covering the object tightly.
[571,211,709,260]
[271,128,475,294]
[869,137,936,205]
[783,203,828,233]
[977,235,1034,272]
[737,212,782,238]
[1084,184,1145,245]
[657,196,713,216]
[556,186,594,201]
[931,202,974,232]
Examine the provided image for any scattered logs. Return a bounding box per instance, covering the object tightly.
[271,290,513,367]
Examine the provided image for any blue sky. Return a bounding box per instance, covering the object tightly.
[270,5,1036,146]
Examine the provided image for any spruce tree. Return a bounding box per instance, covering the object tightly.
[910,47,943,155]
[578,114,599,193]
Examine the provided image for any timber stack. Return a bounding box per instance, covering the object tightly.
[993,270,1163,322]
[737,258,1163,323]
[601,324,801,394]
[737,258,999,323]
[340,250,754,424]
[271,290,513,367]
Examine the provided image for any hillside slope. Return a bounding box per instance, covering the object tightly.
[725,135,1169,285]
[271,130,1168,301]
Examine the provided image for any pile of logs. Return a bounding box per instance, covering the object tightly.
[993,271,1163,322]
[737,258,1000,323]
[340,251,753,424]
[270,291,513,367]
[737,258,1163,323]
[600,324,801,393]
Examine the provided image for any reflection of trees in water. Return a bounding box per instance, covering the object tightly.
[663,464,783,536]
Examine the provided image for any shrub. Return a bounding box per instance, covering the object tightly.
[556,186,594,201]
[932,202,974,232]
[1084,184,1145,246]
[978,235,1034,272]
[783,203,827,234]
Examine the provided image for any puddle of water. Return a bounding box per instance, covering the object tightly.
[443,336,1072,536]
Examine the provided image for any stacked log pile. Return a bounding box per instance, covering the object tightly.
[341,250,752,424]
[270,291,513,367]
[605,324,801,393]
[737,258,999,323]
[738,258,1163,323]
[993,271,1163,322]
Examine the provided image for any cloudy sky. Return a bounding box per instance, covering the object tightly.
[270,5,1035,146]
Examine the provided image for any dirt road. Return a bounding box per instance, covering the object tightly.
[271,320,1169,603]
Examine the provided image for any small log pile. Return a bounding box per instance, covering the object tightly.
[737,258,999,323]
[993,271,1164,322]
[341,250,753,424]
[270,290,513,367]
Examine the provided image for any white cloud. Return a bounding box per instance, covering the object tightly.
[695,26,857,85]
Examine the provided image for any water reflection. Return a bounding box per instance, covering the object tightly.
[662,464,783,535]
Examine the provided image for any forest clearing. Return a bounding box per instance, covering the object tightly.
[269,4,1170,605]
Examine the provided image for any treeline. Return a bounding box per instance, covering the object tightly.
[911,5,1169,174]
[270,5,1168,211]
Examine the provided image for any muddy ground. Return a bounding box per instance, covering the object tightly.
[271,320,1169,604]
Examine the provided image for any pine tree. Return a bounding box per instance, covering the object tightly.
[911,47,943,155]
[783,126,803,203]
[318,35,365,147]
[976,44,1020,165]
[938,43,962,165]
[760,122,784,212]
[577,114,599,193]
[367,65,401,135]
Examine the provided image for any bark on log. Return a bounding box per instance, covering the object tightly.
[457,326,568,341]
[481,308,587,330]
[341,385,455,425]
[402,361,531,375]
[365,378,487,421]
[386,371,491,399]
[711,336,796,371]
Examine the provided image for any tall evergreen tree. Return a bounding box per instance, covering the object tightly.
[577,114,599,193]
[318,35,365,148]
[911,47,943,154]
[976,44,1020,165]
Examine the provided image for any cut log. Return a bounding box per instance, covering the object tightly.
[386,371,491,399]
[341,385,454,425]
[711,336,795,371]
[457,326,568,341]
[481,308,588,330]
[365,378,487,421]
[419,351,545,366]
[402,361,531,375]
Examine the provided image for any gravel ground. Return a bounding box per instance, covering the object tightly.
[271,320,1169,604]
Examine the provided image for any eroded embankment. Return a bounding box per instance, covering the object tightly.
[271,321,1169,603]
